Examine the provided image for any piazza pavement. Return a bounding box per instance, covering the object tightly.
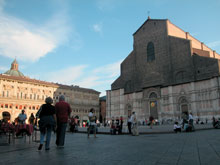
[0,124,220,165]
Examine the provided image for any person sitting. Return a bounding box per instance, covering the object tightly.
[174,122,181,133]
[18,110,27,124]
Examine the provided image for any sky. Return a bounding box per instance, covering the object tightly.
[0,0,220,96]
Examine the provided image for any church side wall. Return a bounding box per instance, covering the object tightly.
[106,89,144,123]
[161,77,220,122]
[167,21,186,39]
[106,89,125,120]
[167,20,220,59]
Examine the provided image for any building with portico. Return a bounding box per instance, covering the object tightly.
[0,60,100,124]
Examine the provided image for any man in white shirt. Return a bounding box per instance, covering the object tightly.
[188,113,195,131]
[130,112,139,136]
[18,110,27,124]
[173,122,181,133]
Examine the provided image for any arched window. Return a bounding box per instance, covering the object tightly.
[147,42,155,62]
[149,92,157,98]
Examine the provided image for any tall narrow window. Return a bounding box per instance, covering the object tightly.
[147,42,155,62]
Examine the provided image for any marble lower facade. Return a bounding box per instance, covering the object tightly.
[106,77,220,123]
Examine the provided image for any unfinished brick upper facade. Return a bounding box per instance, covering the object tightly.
[112,18,220,93]
[107,18,220,123]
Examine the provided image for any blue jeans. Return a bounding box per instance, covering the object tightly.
[40,126,52,149]
[56,122,67,146]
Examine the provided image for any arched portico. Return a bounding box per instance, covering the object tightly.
[2,111,11,122]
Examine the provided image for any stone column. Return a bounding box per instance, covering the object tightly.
[168,86,175,119]
[190,82,197,116]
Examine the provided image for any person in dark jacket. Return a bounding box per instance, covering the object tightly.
[55,95,71,147]
[37,97,56,151]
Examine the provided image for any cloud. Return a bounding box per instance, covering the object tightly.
[92,23,103,34]
[93,60,122,78]
[0,0,5,12]
[0,6,80,62]
[0,16,56,62]
[72,60,121,96]
[45,65,87,85]
[207,41,220,48]
[0,65,7,72]
[96,0,117,11]
[40,60,122,96]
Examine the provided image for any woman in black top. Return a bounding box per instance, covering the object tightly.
[37,97,56,151]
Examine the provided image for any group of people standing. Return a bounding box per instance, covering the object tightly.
[37,95,71,151]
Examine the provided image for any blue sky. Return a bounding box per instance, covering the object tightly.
[0,0,220,96]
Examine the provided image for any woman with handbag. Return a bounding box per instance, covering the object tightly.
[87,108,97,138]
[37,97,56,151]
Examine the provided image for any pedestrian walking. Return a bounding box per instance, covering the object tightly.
[119,116,123,133]
[87,108,97,138]
[149,116,154,129]
[131,112,139,136]
[37,97,56,151]
[127,115,132,134]
[28,113,35,125]
[55,95,72,147]
[188,112,195,131]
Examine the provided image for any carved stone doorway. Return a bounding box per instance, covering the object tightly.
[179,97,189,119]
[149,92,158,119]
[181,104,188,114]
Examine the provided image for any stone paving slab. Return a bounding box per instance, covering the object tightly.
[1,128,220,165]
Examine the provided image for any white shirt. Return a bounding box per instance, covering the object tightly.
[88,112,96,126]
[18,113,27,122]
[174,124,181,129]
[128,117,132,123]
[130,114,137,124]
[18,113,27,124]
[189,114,193,120]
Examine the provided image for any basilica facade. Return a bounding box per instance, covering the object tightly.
[0,60,100,123]
[106,18,220,123]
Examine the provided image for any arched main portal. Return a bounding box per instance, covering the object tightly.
[149,92,158,119]
[179,97,189,118]
[2,111,11,122]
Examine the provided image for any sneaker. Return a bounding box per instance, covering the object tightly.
[45,148,50,151]
[38,144,43,150]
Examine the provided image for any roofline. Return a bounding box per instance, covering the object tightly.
[133,18,168,36]
[56,83,100,94]
[0,74,58,88]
